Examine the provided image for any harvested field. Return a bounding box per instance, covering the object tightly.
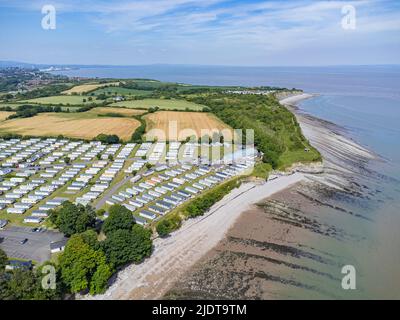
[0,113,140,141]
[0,111,14,121]
[145,111,232,141]
[62,82,121,95]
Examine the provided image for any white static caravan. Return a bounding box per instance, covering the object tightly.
[135,197,148,205]
[122,204,137,212]
[0,198,14,205]
[14,203,32,210]
[21,197,39,204]
[39,204,56,211]
[129,200,143,208]
[7,207,25,214]
[5,193,22,199]
[24,216,43,224]
[148,190,161,198]
[139,210,157,220]
[154,187,167,195]
[31,210,49,218]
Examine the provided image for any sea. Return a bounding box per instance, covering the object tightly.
[52,65,400,299]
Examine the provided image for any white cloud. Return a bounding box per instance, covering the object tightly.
[1,0,399,65]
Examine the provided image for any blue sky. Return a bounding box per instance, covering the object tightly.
[0,0,399,66]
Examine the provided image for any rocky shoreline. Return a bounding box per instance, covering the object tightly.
[164,94,380,300]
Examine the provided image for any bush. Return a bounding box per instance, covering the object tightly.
[185,179,241,218]
[95,134,120,144]
[156,215,182,237]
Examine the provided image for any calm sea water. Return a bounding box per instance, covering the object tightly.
[53,65,400,299]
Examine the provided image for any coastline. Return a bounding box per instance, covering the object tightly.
[87,173,305,300]
[87,92,378,300]
[163,93,379,299]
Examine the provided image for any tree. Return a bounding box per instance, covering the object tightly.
[90,262,112,295]
[102,205,134,235]
[96,134,120,144]
[80,229,99,250]
[59,234,112,295]
[0,248,7,270]
[0,268,62,300]
[145,163,153,170]
[102,225,152,267]
[51,201,96,237]
[64,156,71,165]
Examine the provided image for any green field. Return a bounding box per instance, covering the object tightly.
[21,95,105,105]
[110,98,204,111]
[91,87,152,96]
[0,103,26,109]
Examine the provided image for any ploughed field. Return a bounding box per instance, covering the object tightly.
[144,111,232,141]
[0,113,140,141]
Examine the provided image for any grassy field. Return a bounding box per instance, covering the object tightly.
[21,95,105,105]
[0,112,140,141]
[91,87,152,96]
[62,82,121,95]
[90,107,146,117]
[144,111,232,141]
[110,98,204,111]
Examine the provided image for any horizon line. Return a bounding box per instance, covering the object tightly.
[1,60,400,69]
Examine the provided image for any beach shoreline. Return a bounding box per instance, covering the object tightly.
[86,173,305,300]
[162,93,380,299]
[86,92,377,300]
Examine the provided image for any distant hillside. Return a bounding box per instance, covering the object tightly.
[0,60,38,68]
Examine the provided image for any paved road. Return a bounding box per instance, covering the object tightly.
[0,226,65,263]
[95,175,132,210]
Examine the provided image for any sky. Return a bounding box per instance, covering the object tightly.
[0,0,399,66]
